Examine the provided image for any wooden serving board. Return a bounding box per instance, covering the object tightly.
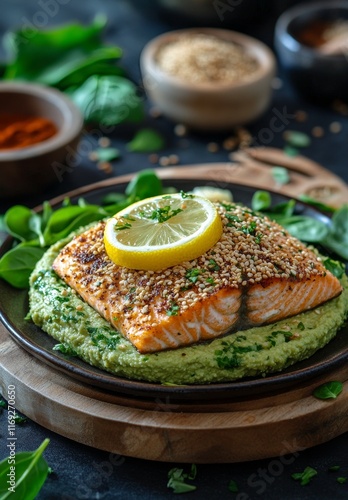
[0,325,348,463]
[0,161,347,463]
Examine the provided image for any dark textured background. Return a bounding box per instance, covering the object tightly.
[0,1,347,499]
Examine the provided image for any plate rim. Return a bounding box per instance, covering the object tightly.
[0,171,347,401]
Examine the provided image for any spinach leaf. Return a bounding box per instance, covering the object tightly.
[4,206,37,242]
[68,75,144,125]
[298,195,336,214]
[322,205,348,260]
[0,438,50,500]
[0,245,46,288]
[313,381,343,400]
[37,47,122,88]
[4,16,106,81]
[92,147,121,163]
[251,191,271,211]
[283,130,311,148]
[125,169,163,200]
[127,128,165,152]
[322,258,345,279]
[273,216,329,242]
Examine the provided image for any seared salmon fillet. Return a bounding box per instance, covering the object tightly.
[52,202,342,353]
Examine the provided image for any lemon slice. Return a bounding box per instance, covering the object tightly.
[104,193,223,270]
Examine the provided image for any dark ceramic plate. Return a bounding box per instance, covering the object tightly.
[0,176,347,402]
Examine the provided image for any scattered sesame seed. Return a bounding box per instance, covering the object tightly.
[98,137,111,148]
[97,161,112,172]
[148,153,159,164]
[174,124,187,137]
[88,151,99,162]
[295,110,308,122]
[223,137,238,150]
[329,121,342,133]
[169,154,179,165]
[311,126,324,138]
[159,156,170,166]
[207,142,219,153]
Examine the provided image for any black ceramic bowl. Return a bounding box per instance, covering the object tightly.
[275,1,348,104]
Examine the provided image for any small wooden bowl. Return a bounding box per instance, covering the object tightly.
[140,28,276,131]
[0,82,83,199]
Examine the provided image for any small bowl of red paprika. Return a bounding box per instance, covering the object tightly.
[0,82,83,199]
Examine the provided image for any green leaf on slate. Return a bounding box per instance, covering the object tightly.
[251,191,271,211]
[292,466,318,486]
[94,147,121,162]
[127,128,165,152]
[0,438,50,500]
[283,145,298,157]
[284,130,311,148]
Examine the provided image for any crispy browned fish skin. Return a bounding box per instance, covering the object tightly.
[53,203,342,353]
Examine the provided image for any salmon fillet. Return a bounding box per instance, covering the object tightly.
[52,202,342,353]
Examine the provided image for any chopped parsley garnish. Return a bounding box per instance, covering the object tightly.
[241,221,257,235]
[208,259,220,271]
[337,477,347,484]
[14,414,27,425]
[215,341,263,369]
[328,465,341,472]
[292,466,317,486]
[228,480,239,493]
[255,233,263,244]
[167,465,197,494]
[185,268,201,283]
[180,190,194,199]
[297,322,305,331]
[53,343,78,356]
[114,220,132,231]
[141,205,183,223]
[225,213,242,226]
[166,302,180,316]
[206,277,215,285]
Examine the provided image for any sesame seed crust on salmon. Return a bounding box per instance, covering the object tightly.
[52,202,342,353]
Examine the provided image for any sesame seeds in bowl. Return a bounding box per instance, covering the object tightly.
[140,28,276,130]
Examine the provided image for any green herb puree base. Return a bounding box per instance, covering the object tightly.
[29,238,348,385]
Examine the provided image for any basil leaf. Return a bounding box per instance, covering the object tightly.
[313,381,343,400]
[0,438,50,500]
[251,191,271,211]
[0,245,46,288]
[127,128,165,152]
[68,75,144,125]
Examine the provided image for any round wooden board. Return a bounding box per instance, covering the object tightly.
[1,325,347,463]
[1,161,348,463]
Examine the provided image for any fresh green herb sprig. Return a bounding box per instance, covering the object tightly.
[0,170,163,289]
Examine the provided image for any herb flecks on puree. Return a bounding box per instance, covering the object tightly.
[29,233,348,384]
